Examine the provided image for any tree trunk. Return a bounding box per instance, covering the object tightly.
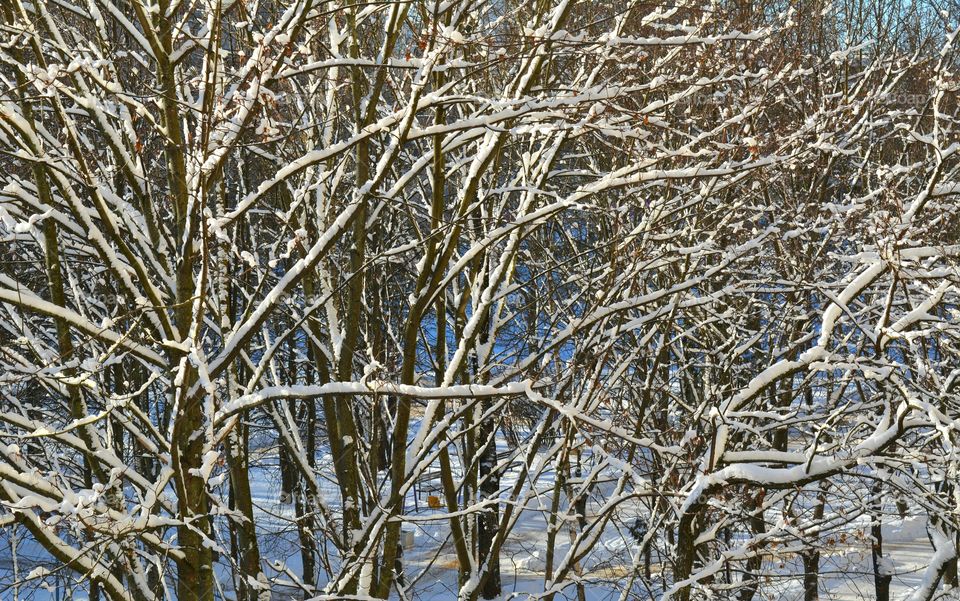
[225,421,264,601]
[674,502,704,601]
[871,486,891,601]
[739,492,766,601]
[477,401,502,599]
[802,550,821,601]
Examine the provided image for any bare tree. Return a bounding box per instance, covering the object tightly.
[1,1,959,600]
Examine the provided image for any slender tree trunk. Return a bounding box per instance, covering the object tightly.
[674,503,704,601]
[300,369,318,588]
[871,485,892,601]
[802,550,821,601]
[941,483,958,588]
[739,501,766,601]
[477,403,502,599]
[569,452,587,601]
[802,486,826,601]
[544,443,569,601]
[225,422,264,601]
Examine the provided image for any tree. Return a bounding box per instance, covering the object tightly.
[1,0,959,600]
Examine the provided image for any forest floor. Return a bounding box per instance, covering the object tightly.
[0,453,953,600]
[240,446,952,601]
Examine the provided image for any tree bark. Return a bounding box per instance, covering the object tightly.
[477,404,502,599]
[871,485,891,601]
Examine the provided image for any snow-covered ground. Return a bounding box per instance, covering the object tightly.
[1,447,954,601]
[233,450,958,600]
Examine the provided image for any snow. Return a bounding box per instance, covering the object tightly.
[3,3,960,601]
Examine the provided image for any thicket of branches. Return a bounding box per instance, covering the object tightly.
[1,0,960,599]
